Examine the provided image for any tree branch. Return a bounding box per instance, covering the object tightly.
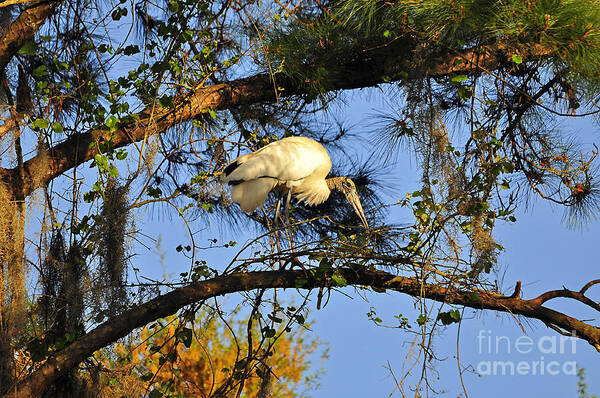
[0,42,552,199]
[0,0,62,72]
[6,267,599,397]
[581,279,600,294]
[533,288,600,312]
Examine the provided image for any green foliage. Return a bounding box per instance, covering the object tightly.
[578,367,598,398]
[267,0,600,95]
[437,310,461,325]
[5,0,600,395]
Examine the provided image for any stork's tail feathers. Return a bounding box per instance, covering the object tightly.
[231,178,277,213]
[222,160,240,179]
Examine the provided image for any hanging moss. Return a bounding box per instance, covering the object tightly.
[97,179,130,315]
[0,180,26,390]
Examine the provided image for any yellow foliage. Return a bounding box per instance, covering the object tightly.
[91,313,322,397]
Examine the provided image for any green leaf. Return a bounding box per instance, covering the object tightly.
[511,54,523,64]
[318,257,332,270]
[112,7,128,20]
[295,278,308,288]
[502,162,515,173]
[450,75,468,83]
[181,29,193,42]
[116,149,128,160]
[83,191,98,203]
[457,85,472,100]
[33,65,48,78]
[147,186,163,198]
[105,115,119,131]
[94,154,109,171]
[438,309,461,325]
[177,327,193,348]
[463,292,481,304]
[98,44,111,54]
[32,118,50,129]
[19,42,38,55]
[460,222,471,233]
[169,0,180,12]
[383,30,391,38]
[450,310,461,321]
[332,273,347,287]
[268,313,283,323]
[159,95,174,108]
[54,58,68,71]
[52,122,63,134]
[123,45,140,55]
[262,327,276,338]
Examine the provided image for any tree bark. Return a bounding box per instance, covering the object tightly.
[6,267,599,397]
[0,0,62,72]
[0,4,575,396]
[0,42,551,200]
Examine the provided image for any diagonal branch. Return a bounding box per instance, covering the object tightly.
[0,0,62,72]
[0,42,552,199]
[6,267,600,397]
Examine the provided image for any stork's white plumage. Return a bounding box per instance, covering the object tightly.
[221,136,368,228]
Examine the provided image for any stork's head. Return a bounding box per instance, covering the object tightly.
[327,177,369,229]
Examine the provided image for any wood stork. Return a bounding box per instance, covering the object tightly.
[221,136,369,228]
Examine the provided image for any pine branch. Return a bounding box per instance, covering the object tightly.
[0,41,552,200]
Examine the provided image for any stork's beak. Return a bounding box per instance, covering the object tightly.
[344,189,369,229]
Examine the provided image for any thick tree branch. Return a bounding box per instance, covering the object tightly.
[0,0,61,72]
[6,267,599,397]
[0,42,552,199]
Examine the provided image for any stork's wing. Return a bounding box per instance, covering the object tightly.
[222,137,331,184]
[230,178,278,212]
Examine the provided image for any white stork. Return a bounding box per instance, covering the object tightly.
[220,136,369,228]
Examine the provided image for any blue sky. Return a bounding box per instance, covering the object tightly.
[140,194,599,397]
[134,87,600,397]
[311,91,599,396]
[7,4,596,395]
[309,197,600,397]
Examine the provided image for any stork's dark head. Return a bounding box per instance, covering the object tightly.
[327,177,369,229]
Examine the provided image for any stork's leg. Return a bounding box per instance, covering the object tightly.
[284,188,293,226]
[274,195,282,230]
